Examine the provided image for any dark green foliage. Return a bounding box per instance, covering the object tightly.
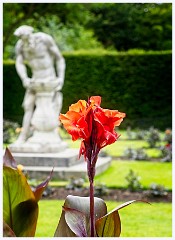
[3,3,172,57]
[3,50,172,129]
[88,3,172,51]
[3,61,25,123]
[3,3,99,57]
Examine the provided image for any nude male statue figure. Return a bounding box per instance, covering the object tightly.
[14,25,65,143]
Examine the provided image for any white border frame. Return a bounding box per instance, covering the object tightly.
[1,1,174,240]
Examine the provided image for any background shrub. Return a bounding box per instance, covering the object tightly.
[3,50,172,129]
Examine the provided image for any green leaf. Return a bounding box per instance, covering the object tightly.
[3,166,38,237]
[54,195,107,237]
[95,207,121,237]
[63,207,88,237]
[13,199,38,236]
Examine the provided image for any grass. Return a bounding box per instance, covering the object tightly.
[65,137,165,159]
[35,200,63,237]
[4,128,166,159]
[35,200,172,237]
[108,201,172,237]
[49,160,172,190]
[95,160,172,190]
[106,139,165,158]
[4,129,166,159]
[58,133,172,190]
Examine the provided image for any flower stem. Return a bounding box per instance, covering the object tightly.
[87,160,96,237]
[90,178,95,237]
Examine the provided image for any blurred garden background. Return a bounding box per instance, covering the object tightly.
[3,3,172,237]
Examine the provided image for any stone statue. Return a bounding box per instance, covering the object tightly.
[11,25,67,152]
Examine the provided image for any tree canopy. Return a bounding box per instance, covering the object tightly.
[88,3,172,50]
[3,3,172,59]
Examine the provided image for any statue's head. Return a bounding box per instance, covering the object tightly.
[14,25,34,40]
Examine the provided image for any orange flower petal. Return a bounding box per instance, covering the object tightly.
[90,96,101,107]
[60,110,90,141]
[69,100,87,113]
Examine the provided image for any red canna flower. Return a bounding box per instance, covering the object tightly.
[59,96,126,237]
[59,96,126,158]
[93,108,125,149]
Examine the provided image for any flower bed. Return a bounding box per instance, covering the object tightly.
[42,187,172,203]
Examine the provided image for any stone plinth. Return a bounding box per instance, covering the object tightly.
[10,148,83,167]
[9,146,112,180]
[17,156,112,180]
[9,136,68,153]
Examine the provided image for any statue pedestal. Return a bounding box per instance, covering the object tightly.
[9,137,67,153]
[9,148,83,167]
[9,149,112,180]
[11,80,67,153]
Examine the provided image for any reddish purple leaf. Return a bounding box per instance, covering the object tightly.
[63,207,88,237]
[111,199,151,212]
[33,169,53,202]
[54,195,107,237]
[3,148,17,169]
[3,221,16,237]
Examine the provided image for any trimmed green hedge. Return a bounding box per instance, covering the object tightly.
[3,50,172,129]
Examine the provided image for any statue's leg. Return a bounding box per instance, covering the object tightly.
[16,91,35,143]
[53,91,63,125]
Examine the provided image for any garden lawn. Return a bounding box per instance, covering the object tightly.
[35,200,172,237]
[95,160,172,190]
[65,138,165,158]
[105,139,163,158]
[50,160,172,190]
